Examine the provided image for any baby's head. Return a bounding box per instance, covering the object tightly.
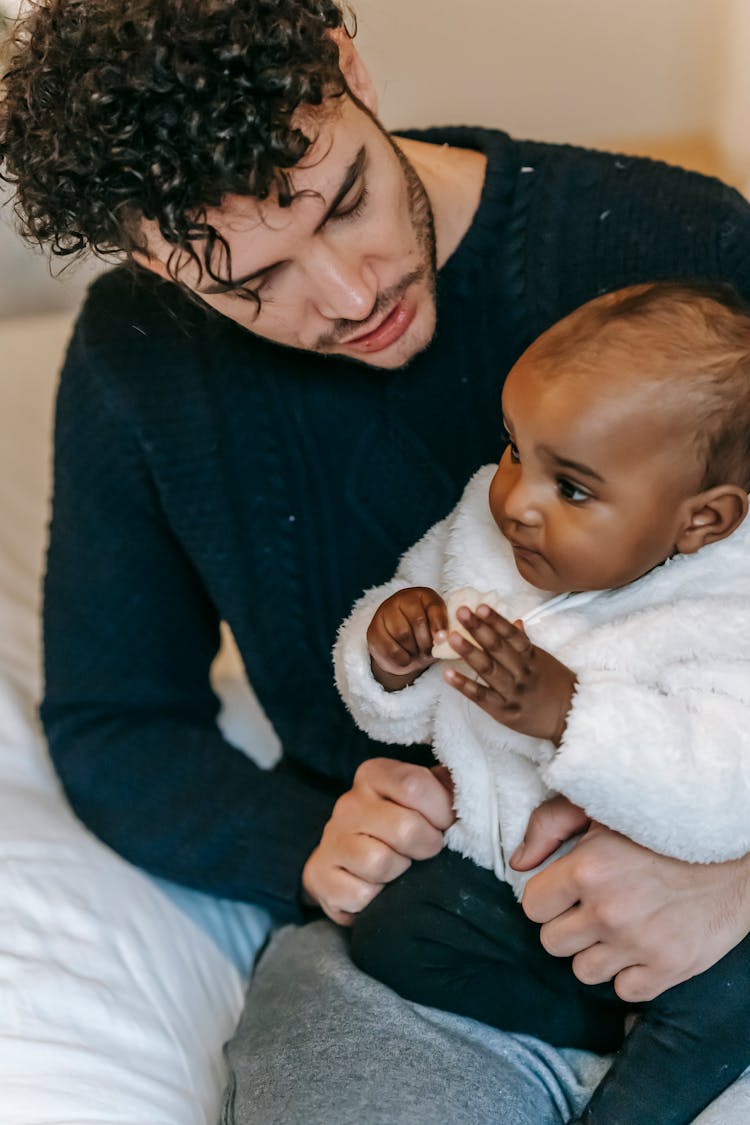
[490,280,750,593]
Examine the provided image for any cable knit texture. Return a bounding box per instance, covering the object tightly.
[41,127,750,920]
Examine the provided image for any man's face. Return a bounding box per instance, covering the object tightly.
[488,353,705,593]
[143,96,437,370]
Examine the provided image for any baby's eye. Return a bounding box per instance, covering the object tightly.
[557,477,590,503]
[500,430,521,464]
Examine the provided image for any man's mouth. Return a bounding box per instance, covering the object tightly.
[341,298,417,354]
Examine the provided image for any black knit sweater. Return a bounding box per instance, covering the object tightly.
[41,127,750,921]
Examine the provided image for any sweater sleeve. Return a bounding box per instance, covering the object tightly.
[41,329,339,923]
[333,516,450,746]
[543,637,750,864]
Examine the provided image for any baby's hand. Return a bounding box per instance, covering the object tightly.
[440,604,577,744]
[367,587,448,691]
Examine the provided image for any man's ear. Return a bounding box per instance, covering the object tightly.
[331,26,378,113]
[674,485,749,555]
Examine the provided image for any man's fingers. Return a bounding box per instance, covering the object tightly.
[512,795,591,871]
[343,832,412,885]
[306,758,456,925]
[337,792,445,860]
[522,853,582,924]
[537,905,600,959]
[613,964,675,1004]
[570,942,629,986]
[354,758,456,833]
[317,865,384,921]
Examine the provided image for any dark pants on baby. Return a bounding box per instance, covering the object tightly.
[350,849,750,1125]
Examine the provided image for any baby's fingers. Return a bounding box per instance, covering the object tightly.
[444,665,512,722]
[425,596,449,640]
[470,604,530,652]
[456,606,532,679]
[384,605,423,658]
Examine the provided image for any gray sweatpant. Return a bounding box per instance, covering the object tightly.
[220,921,750,1125]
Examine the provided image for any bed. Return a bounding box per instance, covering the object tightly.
[0,311,275,1124]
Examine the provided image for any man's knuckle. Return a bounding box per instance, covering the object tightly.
[572,961,599,986]
[352,881,379,913]
[521,887,542,922]
[572,855,608,894]
[331,791,353,822]
[615,973,656,1003]
[538,927,559,955]
[394,816,419,853]
[355,757,386,788]
[361,840,390,880]
[398,770,425,806]
[591,898,623,930]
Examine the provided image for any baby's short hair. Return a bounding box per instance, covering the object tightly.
[532,280,750,491]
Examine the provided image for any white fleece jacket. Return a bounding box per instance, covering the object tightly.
[334,466,750,897]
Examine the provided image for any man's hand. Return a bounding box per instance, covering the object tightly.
[302,758,456,926]
[367,587,447,691]
[441,604,577,744]
[513,796,750,1002]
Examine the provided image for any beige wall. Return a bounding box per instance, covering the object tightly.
[1,0,745,317]
[354,0,729,146]
[716,0,750,187]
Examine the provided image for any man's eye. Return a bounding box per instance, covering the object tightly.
[333,185,369,222]
[557,477,590,503]
[507,440,520,464]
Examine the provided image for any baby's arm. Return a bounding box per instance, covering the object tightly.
[333,516,451,746]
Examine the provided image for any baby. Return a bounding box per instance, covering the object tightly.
[334,281,750,1125]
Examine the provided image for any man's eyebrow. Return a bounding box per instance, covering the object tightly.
[200,146,367,296]
[538,443,605,482]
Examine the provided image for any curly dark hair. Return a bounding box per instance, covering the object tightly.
[0,0,352,282]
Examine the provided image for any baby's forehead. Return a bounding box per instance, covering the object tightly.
[508,344,701,457]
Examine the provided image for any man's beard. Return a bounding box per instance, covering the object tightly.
[314,103,438,354]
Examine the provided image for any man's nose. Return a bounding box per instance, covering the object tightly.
[305,241,378,322]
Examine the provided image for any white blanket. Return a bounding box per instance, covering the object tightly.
[0,313,275,1125]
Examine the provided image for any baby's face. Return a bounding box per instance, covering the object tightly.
[489,352,705,593]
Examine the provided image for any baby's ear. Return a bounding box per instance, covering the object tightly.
[674,486,749,555]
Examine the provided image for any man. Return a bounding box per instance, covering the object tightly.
[2,2,750,1121]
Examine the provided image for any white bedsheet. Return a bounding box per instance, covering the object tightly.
[0,313,275,1125]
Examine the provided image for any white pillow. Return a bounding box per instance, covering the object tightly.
[0,312,273,1125]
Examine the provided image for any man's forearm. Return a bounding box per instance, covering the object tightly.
[44,705,341,922]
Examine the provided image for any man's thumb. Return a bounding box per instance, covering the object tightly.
[509,795,590,870]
